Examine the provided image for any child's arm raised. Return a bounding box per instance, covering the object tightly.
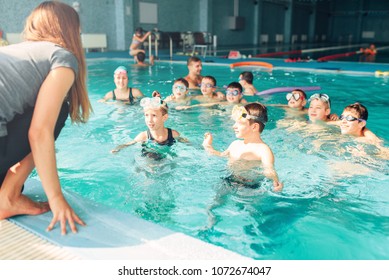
[202,132,229,157]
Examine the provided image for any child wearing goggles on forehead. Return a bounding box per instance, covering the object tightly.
[308,93,338,123]
[99,66,144,104]
[202,103,283,191]
[164,78,192,105]
[111,97,181,153]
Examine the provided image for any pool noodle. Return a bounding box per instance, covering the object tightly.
[255,86,321,96]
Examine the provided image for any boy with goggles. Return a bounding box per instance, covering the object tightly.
[338,102,381,142]
[286,89,307,111]
[197,76,225,101]
[225,82,247,104]
[164,78,191,105]
[202,103,283,191]
[111,96,181,153]
[99,66,144,104]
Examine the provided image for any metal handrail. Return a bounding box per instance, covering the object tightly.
[147,32,159,59]
[169,36,173,60]
[148,34,152,59]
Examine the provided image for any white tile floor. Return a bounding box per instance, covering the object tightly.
[0,220,80,260]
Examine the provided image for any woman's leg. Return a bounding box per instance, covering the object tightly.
[0,154,50,219]
[0,103,68,219]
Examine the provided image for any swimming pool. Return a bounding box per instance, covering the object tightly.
[40,59,389,259]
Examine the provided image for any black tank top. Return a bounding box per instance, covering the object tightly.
[112,88,134,104]
[146,128,175,146]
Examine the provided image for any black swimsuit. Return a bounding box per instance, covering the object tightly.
[146,128,176,146]
[112,88,134,104]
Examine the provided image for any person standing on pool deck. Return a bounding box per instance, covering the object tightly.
[0,1,92,235]
[184,56,203,91]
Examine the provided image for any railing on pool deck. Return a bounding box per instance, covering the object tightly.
[146,31,217,60]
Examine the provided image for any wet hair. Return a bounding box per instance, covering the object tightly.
[293,89,307,100]
[174,77,189,88]
[136,52,146,62]
[187,56,201,66]
[202,75,217,86]
[227,82,243,93]
[160,105,168,116]
[23,1,91,124]
[244,102,268,133]
[239,71,254,84]
[135,27,143,34]
[344,102,368,121]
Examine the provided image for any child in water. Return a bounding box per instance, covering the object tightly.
[239,71,258,96]
[176,81,246,110]
[111,97,180,153]
[338,102,381,143]
[308,93,337,123]
[163,78,192,105]
[202,103,283,191]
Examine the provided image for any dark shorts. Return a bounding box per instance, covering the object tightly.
[0,102,69,185]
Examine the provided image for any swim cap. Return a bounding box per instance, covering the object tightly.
[114,66,128,75]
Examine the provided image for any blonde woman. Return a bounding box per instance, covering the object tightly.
[0,1,92,235]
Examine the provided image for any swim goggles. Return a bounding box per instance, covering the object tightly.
[231,105,266,124]
[308,93,331,108]
[173,85,187,93]
[339,114,366,122]
[226,89,241,96]
[286,92,302,101]
[140,97,168,109]
[200,83,215,88]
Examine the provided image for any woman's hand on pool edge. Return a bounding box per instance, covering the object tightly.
[46,195,86,235]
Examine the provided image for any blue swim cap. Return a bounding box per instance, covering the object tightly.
[114,66,128,75]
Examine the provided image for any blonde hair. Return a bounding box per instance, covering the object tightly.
[23,1,92,123]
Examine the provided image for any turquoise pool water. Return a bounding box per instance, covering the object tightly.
[47,59,389,259]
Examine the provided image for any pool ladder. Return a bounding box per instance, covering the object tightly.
[148,32,217,60]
